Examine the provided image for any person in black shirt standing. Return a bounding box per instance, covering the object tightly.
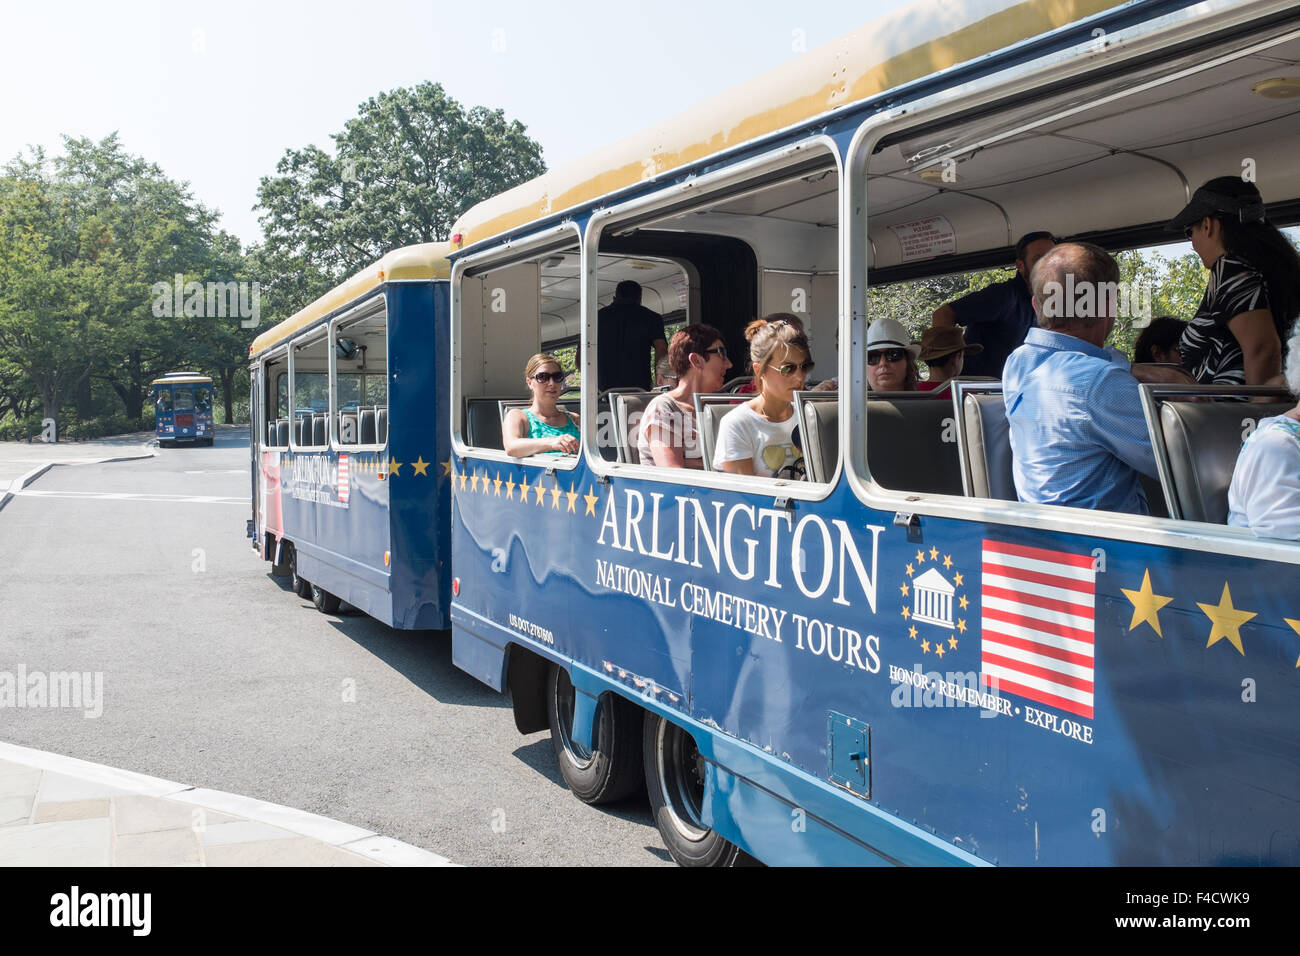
[597,280,668,392]
[1169,176,1300,386]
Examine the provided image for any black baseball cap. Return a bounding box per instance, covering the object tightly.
[1168,176,1266,231]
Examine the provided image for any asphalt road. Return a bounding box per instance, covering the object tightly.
[0,427,669,866]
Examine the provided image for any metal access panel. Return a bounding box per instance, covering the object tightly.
[827,711,870,799]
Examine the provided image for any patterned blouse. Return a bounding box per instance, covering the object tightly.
[1179,254,1275,385]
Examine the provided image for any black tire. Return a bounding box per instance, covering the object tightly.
[287,543,311,598]
[546,664,643,805]
[311,582,341,614]
[643,712,754,866]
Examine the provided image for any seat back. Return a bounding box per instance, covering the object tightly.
[464,397,514,450]
[375,407,388,445]
[359,408,377,445]
[312,415,327,447]
[866,394,963,496]
[794,391,838,483]
[276,419,289,447]
[1151,393,1293,522]
[694,394,747,471]
[293,418,305,446]
[961,392,1017,501]
[612,392,656,464]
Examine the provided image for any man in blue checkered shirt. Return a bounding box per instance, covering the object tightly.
[1003,242,1159,514]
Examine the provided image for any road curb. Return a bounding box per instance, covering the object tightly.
[0,741,455,867]
[0,445,158,512]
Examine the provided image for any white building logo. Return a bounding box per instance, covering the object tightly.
[912,566,955,628]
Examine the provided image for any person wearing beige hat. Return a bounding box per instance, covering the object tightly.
[865,317,921,391]
[918,326,984,391]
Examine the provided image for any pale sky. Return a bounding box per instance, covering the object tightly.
[0,0,901,246]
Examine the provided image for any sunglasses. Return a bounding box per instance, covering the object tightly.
[772,360,815,376]
[1183,225,1196,240]
[531,371,566,384]
[867,348,907,365]
[702,346,728,360]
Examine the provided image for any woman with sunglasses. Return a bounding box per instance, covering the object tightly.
[639,325,731,469]
[1170,177,1300,386]
[866,318,921,391]
[714,318,813,476]
[504,353,580,457]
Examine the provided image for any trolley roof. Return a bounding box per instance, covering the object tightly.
[448,0,1127,251]
[249,241,452,358]
[151,374,212,386]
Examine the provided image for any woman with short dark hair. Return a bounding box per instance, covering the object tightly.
[638,325,731,469]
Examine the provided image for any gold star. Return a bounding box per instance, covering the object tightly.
[899,583,910,597]
[959,594,969,610]
[550,484,562,509]
[534,481,546,506]
[518,475,530,503]
[566,484,578,513]
[943,554,953,570]
[470,471,480,492]
[930,546,939,560]
[583,486,599,516]
[957,618,967,633]
[908,625,917,640]
[504,475,515,499]
[901,606,911,620]
[915,549,925,564]
[411,457,429,476]
[388,458,402,477]
[1121,569,1173,637]
[1198,583,1255,656]
[953,572,963,587]
[934,643,945,659]
[948,635,958,650]
[1286,619,1300,668]
[493,473,502,496]
[921,639,930,654]
[905,562,914,577]
[441,458,452,477]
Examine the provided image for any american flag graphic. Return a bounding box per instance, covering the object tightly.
[980,540,1095,720]
[337,454,350,503]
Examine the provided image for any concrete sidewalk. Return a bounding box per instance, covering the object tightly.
[0,742,454,867]
[0,432,159,505]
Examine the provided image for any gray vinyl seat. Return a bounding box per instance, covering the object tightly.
[312,415,327,446]
[1155,397,1293,522]
[794,391,838,483]
[694,394,747,472]
[376,407,388,445]
[464,396,517,450]
[962,392,1017,501]
[866,395,963,496]
[612,392,657,464]
[276,419,289,446]
[359,408,377,445]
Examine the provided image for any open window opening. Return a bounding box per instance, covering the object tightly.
[290,333,330,450]
[332,304,388,449]
[593,145,840,481]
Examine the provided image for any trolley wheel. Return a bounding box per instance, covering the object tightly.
[643,712,754,867]
[287,543,311,598]
[311,582,341,614]
[546,663,643,805]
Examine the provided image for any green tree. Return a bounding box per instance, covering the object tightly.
[254,82,547,319]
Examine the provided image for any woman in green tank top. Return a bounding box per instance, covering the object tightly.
[503,353,580,457]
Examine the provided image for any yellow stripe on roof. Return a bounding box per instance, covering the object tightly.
[151,376,212,386]
[250,241,451,357]
[450,0,1124,250]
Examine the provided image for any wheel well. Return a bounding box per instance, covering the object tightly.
[506,644,549,735]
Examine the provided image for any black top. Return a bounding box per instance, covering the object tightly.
[597,301,667,392]
[946,275,1035,378]
[1180,254,1276,385]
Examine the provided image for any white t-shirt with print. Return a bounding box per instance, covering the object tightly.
[713,402,800,477]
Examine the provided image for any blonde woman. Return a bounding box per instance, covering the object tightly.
[714,318,812,477]
[503,353,580,457]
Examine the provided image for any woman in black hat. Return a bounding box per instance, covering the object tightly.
[1170,177,1300,386]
